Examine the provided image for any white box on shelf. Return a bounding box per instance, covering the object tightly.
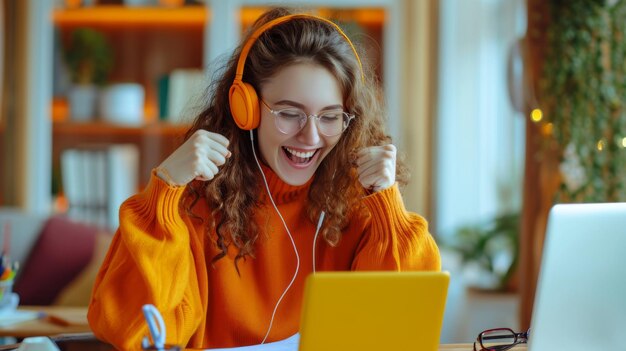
[99,83,145,125]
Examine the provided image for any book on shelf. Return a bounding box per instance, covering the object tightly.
[166,68,205,124]
[61,144,139,230]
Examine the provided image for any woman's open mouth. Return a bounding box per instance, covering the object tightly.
[282,146,320,166]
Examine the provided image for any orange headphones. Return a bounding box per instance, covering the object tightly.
[228,14,364,130]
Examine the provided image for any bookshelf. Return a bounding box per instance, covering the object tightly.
[50,4,207,227]
[12,0,406,221]
[50,2,388,185]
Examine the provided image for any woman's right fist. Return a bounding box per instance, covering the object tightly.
[156,130,231,186]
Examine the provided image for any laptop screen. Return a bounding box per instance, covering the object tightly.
[529,203,626,350]
[298,271,449,351]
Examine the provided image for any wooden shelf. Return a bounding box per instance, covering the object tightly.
[52,5,206,28]
[52,6,384,29]
[53,121,188,137]
[241,7,385,27]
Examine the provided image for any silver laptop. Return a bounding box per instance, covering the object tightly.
[529,203,626,350]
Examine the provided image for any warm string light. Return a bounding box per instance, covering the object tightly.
[528,110,626,152]
[529,110,626,154]
[531,108,543,122]
[541,122,553,137]
[529,108,553,136]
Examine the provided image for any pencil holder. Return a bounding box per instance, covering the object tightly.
[0,279,19,311]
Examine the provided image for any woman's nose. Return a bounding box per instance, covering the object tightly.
[296,116,321,145]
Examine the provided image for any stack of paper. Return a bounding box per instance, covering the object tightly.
[0,310,40,327]
[207,334,300,351]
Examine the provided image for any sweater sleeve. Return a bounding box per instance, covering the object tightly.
[351,184,441,271]
[88,171,205,350]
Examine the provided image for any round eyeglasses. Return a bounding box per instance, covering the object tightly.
[261,100,355,137]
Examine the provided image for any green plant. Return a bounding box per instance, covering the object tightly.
[540,0,626,202]
[64,28,114,86]
[447,212,520,291]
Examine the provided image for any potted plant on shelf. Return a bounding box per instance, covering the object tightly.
[63,27,113,122]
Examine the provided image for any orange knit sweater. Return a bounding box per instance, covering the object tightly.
[87,167,441,350]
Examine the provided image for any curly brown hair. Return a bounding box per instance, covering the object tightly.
[183,7,409,266]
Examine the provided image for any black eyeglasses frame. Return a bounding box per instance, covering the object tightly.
[473,327,530,351]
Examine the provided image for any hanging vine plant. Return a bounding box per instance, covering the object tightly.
[540,0,626,202]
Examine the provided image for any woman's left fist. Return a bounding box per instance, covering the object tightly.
[356,144,396,192]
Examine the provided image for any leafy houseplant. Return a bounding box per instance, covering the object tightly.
[63,28,113,121]
[64,28,113,86]
[539,0,626,203]
[447,213,520,292]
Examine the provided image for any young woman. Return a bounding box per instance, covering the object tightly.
[87,7,440,350]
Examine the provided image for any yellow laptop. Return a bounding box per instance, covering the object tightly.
[298,271,449,351]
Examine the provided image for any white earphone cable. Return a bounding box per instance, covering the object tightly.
[312,211,325,274]
[249,130,327,343]
[250,130,300,344]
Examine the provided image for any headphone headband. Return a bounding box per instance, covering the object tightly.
[234,14,364,81]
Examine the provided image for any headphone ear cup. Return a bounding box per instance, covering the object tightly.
[229,80,260,130]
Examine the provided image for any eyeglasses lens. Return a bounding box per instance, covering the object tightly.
[479,329,517,350]
[275,110,349,136]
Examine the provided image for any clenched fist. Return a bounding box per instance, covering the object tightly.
[355,144,396,192]
[156,130,231,186]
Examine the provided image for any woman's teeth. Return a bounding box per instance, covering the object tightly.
[284,147,316,163]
